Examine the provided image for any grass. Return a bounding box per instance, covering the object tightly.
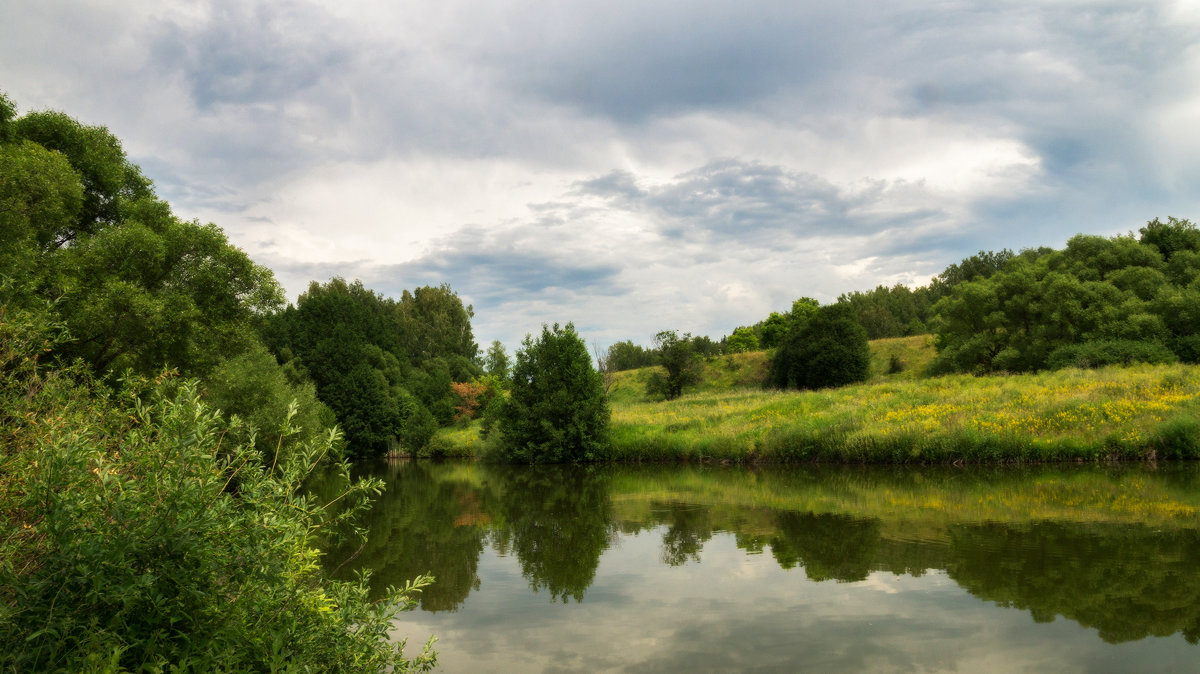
[432,336,1200,464]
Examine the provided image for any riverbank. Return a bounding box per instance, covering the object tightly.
[429,337,1200,463]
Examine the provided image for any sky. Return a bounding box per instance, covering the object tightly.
[3,0,1200,352]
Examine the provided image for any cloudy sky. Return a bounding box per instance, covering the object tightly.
[3,1,1199,351]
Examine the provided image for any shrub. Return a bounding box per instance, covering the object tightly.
[770,304,871,390]
[0,306,436,671]
[496,323,610,463]
[1046,340,1178,370]
[645,330,703,400]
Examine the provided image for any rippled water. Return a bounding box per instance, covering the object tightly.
[320,461,1200,672]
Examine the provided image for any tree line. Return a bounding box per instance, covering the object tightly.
[604,218,1199,391]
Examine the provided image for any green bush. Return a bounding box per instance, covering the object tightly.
[1046,340,1178,370]
[0,306,436,671]
[495,323,610,463]
[770,304,871,390]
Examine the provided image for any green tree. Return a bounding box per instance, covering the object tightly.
[646,330,703,400]
[265,279,430,457]
[0,306,435,671]
[484,339,510,378]
[605,339,657,371]
[395,284,480,380]
[770,304,870,389]
[1139,217,1200,260]
[496,323,610,463]
[725,326,759,353]
[759,312,791,348]
[12,108,152,244]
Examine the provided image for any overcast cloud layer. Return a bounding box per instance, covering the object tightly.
[3,0,1199,350]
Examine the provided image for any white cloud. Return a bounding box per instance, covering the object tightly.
[3,0,1199,348]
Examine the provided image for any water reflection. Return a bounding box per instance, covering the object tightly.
[322,461,1200,663]
[485,465,617,602]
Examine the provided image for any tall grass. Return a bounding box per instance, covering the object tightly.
[432,336,1200,463]
[609,364,1200,463]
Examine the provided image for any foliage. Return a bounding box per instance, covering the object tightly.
[0,305,435,672]
[263,278,476,457]
[929,222,1200,374]
[758,312,791,349]
[201,341,338,456]
[394,284,479,379]
[604,339,658,371]
[1046,339,1178,370]
[450,380,490,423]
[837,284,931,340]
[725,326,759,353]
[770,304,871,390]
[484,340,510,378]
[645,330,703,400]
[495,323,610,463]
[0,97,282,381]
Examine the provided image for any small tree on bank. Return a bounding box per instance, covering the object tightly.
[770,304,870,390]
[646,330,703,400]
[496,323,610,463]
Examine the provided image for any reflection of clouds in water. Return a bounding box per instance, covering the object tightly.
[858,571,908,595]
[388,532,1198,673]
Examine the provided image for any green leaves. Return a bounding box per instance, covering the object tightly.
[929,221,1200,373]
[496,323,610,463]
[0,357,435,672]
[770,304,871,390]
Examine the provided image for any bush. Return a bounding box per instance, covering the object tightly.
[1046,340,1179,370]
[770,304,871,390]
[495,323,610,463]
[645,330,702,400]
[0,306,436,671]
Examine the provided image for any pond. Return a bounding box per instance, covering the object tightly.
[320,461,1200,672]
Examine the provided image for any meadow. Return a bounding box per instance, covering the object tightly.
[432,335,1200,463]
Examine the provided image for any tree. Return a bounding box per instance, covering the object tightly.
[0,307,435,670]
[593,341,615,395]
[646,330,703,400]
[605,339,657,371]
[395,284,479,380]
[0,99,282,380]
[927,225,1199,374]
[496,323,610,463]
[484,340,510,378]
[759,312,791,348]
[725,326,759,353]
[265,279,431,457]
[770,304,870,390]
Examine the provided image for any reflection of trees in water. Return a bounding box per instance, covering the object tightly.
[323,461,486,611]
[658,503,714,566]
[485,464,616,603]
[946,522,1200,644]
[768,512,881,582]
[321,461,1200,643]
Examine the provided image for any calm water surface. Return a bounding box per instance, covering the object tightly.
[320,462,1200,672]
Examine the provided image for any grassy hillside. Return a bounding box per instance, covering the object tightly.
[609,363,1200,463]
[608,334,936,403]
[431,335,1200,463]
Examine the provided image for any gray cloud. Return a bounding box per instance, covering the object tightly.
[3,0,1198,349]
[574,160,948,248]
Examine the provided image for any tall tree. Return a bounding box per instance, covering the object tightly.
[497,323,610,463]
